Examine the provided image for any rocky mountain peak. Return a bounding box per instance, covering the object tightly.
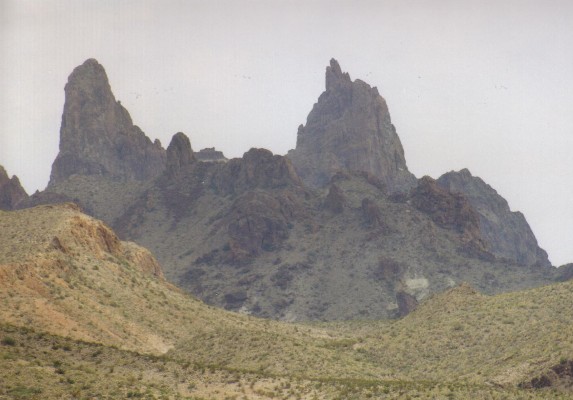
[0,166,28,210]
[49,59,166,186]
[166,132,196,176]
[437,169,551,267]
[288,59,416,192]
[325,58,351,90]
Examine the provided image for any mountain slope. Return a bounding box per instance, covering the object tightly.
[115,160,555,321]
[330,279,573,388]
[0,204,572,398]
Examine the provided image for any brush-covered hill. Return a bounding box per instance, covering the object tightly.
[0,204,366,375]
[1,204,572,398]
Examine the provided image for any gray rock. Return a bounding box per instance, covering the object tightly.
[49,59,165,186]
[166,132,196,176]
[0,166,28,210]
[437,169,551,267]
[194,147,227,162]
[288,59,416,193]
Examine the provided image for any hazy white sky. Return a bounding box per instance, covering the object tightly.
[1,0,573,266]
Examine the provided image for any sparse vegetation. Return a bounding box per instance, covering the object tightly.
[1,204,572,398]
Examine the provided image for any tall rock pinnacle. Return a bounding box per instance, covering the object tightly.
[48,59,165,186]
[288,59,416,192]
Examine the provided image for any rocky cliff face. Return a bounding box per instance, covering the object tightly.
[410,176,492,260]
[287,59,416,193]
[437,169,551,267]
[49,59,165,186]
[166,132,196,177]
[0,166,28,210]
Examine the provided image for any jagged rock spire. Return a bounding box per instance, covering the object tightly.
[325,58,351,90]
[166,132,196,176]
[288,59,416,192]
[49,59,166,186]
[0,165,28,210]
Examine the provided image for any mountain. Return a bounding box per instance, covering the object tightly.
[1,204,572,398]
[0,165,28,210]
[287,59,417,192]
[22,58,558,322]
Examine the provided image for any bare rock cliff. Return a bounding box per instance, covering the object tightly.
[49,59,165,186]
[410,176,492,260]
[437,169,551,267]
[288,59,416,192]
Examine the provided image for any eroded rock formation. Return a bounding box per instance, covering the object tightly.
[288,59,416,192]
[0,166,28,210]
[49,59,165,186]
[437,169,551,267]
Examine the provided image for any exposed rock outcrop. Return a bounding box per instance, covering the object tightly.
[411,176,480,235]
[555,264,573,282]
[288,59,416,192]
[437,169,551,267]
[195,147,227,162]
[226,191,302,262]
[396,290,418,317]
[361,197,384,228]
[520,359,573,391]
[410,176,492,259]
[166,132,196,177]
[323,184,346,213]
[0,166,28,210]
[212,148,303,195]
[49,59,165,186]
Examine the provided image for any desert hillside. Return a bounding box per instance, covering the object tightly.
[1,204,572,398]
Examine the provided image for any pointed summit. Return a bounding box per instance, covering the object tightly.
[49,59,166,186]
[288,60,416,192]
[325,58,351,90]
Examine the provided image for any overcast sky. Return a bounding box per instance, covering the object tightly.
[1,0,573,266]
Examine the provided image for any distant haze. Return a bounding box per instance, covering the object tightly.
[2,0,573,266]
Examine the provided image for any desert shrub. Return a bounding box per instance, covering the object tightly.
[1,336,16,346]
